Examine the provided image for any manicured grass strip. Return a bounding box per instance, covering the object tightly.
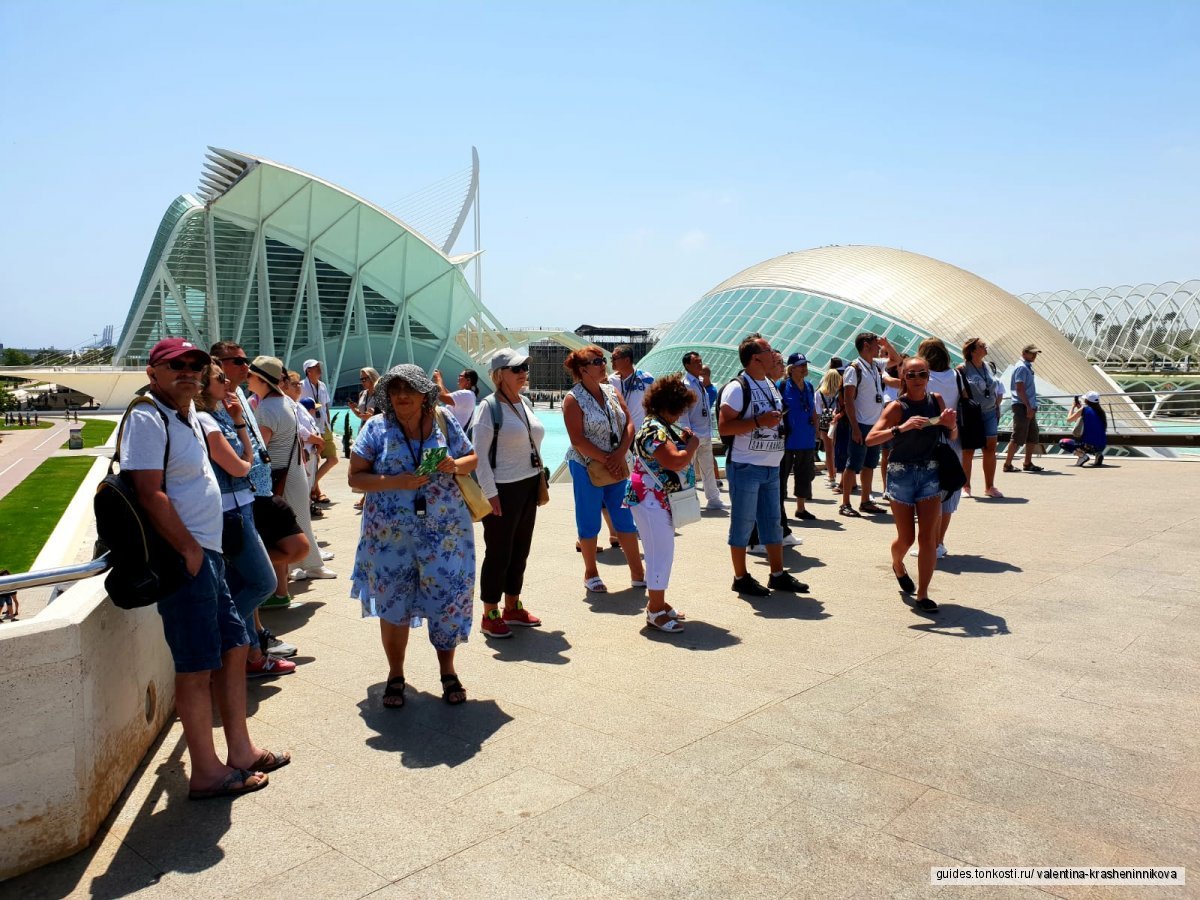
[0,456,97,574]
[0,422,53,431]
[61,418,117,449]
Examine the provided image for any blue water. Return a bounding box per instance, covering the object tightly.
[330,405,572,465]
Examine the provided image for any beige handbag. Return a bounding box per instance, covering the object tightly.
[433,410,492,522]
[587,457,627,487]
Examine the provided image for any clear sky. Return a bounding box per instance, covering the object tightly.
[1,0,1197,350]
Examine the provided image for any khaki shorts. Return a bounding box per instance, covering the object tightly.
[1011,404,1040,446]
[319,428,337,460]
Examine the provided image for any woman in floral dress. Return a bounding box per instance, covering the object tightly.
[625,375,700,634]
[348,364,477,707]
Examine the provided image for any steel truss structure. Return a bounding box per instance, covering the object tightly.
[1020,282,1200,366]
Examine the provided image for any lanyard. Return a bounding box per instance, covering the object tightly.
[970,362,992,397]
[502,394,542,467]
[586,386,619,448]
[855,358,883,398]
[749,378,779,411]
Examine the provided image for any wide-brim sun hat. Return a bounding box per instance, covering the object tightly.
[248,356,286,394]
[374,364,437,416]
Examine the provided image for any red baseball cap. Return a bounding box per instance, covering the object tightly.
[149,338,211,366]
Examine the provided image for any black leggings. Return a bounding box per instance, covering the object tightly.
[479,473,541,604]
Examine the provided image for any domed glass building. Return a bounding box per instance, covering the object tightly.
[638,245,1148,431]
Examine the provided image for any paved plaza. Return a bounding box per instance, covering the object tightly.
[10,454,1200,899]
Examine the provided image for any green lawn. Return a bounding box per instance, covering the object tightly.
[0,421,53,432]
[0,456,97,574]
[61,418,117,449]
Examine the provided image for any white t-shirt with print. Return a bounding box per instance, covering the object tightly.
[721,376,785,468]
[120,394,222,553]
[843,357,889,425]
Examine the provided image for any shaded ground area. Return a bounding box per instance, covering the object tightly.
[12,456,1200,899]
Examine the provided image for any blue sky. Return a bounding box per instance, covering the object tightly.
[1,0,1197,349]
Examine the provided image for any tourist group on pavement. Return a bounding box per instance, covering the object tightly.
[118,326,1081,800]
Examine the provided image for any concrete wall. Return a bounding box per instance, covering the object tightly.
[0,579,175,879]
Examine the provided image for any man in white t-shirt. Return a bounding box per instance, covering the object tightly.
[718,335,809,598]
[840,332,901,517]
[299,359,337,503]
[682,350,724,509]
[434,368,479,431]
[608,345,654,433]
[120,337,281,800]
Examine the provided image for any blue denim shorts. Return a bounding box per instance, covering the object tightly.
[846,422,882,472]
[885,461,941,507]
[569,459,637,538]
[727,461,783,547]
[157,549,250,673]
[981,407,999,438]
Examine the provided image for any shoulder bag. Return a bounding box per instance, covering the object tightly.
[955,367,986,451]
[635,421,702,527]
[433,409,492,522]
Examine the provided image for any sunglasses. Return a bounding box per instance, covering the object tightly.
[163,359,206,372]
[587,358,607,367]
[905,371,930,380]
[218,356,250,366]
[211,373,228,384]
[506,363,530,374]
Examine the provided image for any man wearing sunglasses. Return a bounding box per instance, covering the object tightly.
[608,345,655,433]
[121,338,276,800]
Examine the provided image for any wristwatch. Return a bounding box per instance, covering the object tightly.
[891,426,900,438]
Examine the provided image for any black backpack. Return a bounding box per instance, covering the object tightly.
[716,373,752,462]
[94,396,185,610]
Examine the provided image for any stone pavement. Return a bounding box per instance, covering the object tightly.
[11,455,1200,899]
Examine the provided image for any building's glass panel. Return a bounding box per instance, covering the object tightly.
[264,238,305,354]
[212,217,255,342]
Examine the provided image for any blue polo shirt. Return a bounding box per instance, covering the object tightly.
[780,378,817,451]
[1011,359,1037,410]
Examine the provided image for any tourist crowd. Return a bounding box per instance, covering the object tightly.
[116,328,1074,800]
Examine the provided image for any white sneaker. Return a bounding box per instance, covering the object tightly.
[320,549,335,561]
[305,566,338,579]
[746,544,767,555]
[880,491,892,502]
[705,499,728,511]
[1075,454,1090,467]
[782,533,804,546]
[289,567,308,581]
[936,544,947,559]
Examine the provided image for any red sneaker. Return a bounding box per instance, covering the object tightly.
[481,609,512,639]
[502,602,542,627]
[246,654,297,678]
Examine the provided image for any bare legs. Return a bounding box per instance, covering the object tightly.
[889,497,942,601]
[616,531,645,582]
[962,436,999,493]
[268,533,309,598]
[177,646,267,791]
[822,433,836,483]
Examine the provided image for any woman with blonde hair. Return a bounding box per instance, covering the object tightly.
[815,367,842,487]
[351,367,381,422]
[562,345,645,593]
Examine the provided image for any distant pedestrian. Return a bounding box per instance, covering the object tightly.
[959,338,1004,497]
[815,367,842,488]
[1065,391,1107,467]
[918,338,961,561]
[299,360,338,502]
[682,350,725,510]
[840,333,901,516]
[1004,345,1043,473]
[780,353,819,521]
[0,571,17,621]
[608,345,655,433]
[434,368,479,431]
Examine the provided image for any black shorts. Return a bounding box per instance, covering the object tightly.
[252,495,302,547]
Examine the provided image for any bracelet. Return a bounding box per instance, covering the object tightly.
[234,423,247,429]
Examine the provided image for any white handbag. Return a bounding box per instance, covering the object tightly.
[634,457,702,528]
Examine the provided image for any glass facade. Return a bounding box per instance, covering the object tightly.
[639,286,959,387]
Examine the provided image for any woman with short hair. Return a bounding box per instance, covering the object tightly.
[626,374,699,633]
[474,350,546,639]
[958,338,1003,498]
[348,365,478,707]
[867,356,957,613]
[562,345,645,593]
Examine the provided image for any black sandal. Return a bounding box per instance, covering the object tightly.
[382,676,406,709]
[440,673,467,705]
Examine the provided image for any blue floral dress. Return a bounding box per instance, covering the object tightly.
[350,413,475,650]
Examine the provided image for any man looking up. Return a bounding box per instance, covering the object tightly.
[840,332,900,517]
[719,336,809,598]
[1004,344,1043,473]
[609,345,654,433]
[122,338,284,799]
[682,350,725,510]
[299,359,338,503]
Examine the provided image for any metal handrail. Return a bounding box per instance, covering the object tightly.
[0,555,110,594]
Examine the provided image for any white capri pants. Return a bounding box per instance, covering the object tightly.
[629,495,675,592]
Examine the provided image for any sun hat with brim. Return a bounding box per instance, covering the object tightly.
[1083,391,1100,403]
[374,364,437,421]
[248,356,286,394]
[489,348,530,372]
[149,338,210,366]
